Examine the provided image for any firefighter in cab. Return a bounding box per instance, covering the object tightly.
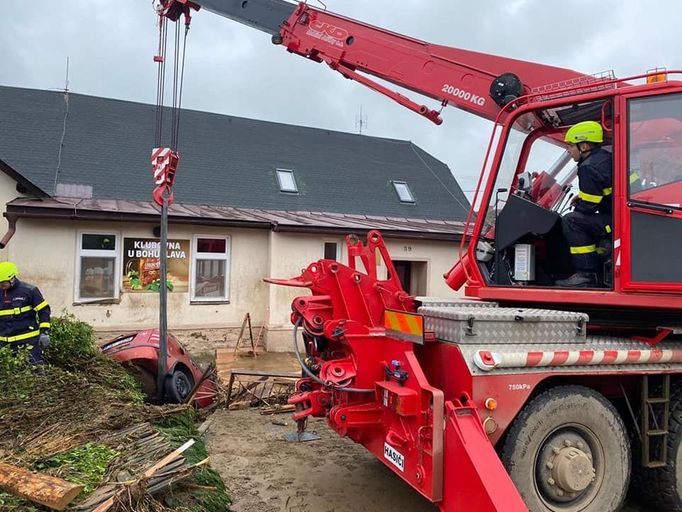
[0,262,51,364]
[557,121,613,288]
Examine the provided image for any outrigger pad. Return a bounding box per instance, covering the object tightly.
[284,431,321,443]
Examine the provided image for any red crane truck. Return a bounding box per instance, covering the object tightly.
[158,2,682,511]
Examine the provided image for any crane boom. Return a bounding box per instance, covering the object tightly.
[161,0,591,125]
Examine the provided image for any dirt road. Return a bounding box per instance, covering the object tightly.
[206,409,643,512]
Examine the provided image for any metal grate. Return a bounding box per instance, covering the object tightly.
[530,70,617,102]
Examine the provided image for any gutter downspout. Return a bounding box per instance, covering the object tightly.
[0,214,18,249]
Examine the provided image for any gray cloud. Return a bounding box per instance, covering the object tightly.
[3,0,681,199]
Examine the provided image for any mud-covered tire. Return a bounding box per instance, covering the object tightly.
[165,369,194,404]
[630,383,682,511]
[501,385,630,512]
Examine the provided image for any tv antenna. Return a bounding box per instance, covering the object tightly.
[355,106,368,135]
[63,57,70,92]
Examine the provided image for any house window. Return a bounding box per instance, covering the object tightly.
[324,242,338,260]
[392,181,415,203]
[276,169,298,193]
[76,233,119,301]
[192,236,230,301]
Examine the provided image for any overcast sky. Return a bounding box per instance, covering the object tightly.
[3,0,681,199]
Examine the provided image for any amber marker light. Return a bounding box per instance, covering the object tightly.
[484,397,498,411]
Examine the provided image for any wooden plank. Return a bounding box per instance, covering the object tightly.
[142,439,196,478]
[229,369,300,378]
[272,378,298,385]
[0,462,84,511]
[260,404,296,415]
[226,372,236,405]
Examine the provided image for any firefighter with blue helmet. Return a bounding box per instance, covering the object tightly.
[557,121,613,287]
[0,262,51,364]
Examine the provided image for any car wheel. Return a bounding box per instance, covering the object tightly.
[165,369,194,404]
[501,385,630,512]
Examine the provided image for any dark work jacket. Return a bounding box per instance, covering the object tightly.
[0,279,51,341]
[575,147,613,215]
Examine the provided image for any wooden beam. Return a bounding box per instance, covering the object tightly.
[0,462,84,511]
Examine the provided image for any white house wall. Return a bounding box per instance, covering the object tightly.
[383,237,465,299]
[266,231,344,351]
[0,173,28,261]
[5,218,270,333]
[2,206,463,353]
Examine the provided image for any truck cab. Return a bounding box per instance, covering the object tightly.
[464,75,682,319]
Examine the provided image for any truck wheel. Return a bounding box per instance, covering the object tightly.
[165,369,194,404]
[501,385,630,512]
[630,384,682,510]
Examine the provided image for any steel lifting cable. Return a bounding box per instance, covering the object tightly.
[154,13,168,149]
[170,22,180,149]
[154,8,190,152]
[171,23,190,150]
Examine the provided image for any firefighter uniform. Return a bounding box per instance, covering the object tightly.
[562,146,613,273]
[0,270,51,364]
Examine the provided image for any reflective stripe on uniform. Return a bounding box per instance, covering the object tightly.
[0,305,34,316]
[602,187,613,196]
[39,322,51,329]
[578,191,603,203]
[34,300,49,312]
[0,330,41,342]
[630,172,640,184]
[605,225,612,234]
[570,244,597,255]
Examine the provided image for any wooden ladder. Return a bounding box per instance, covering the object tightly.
[234,312,262,357]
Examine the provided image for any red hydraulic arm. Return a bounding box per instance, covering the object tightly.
[160,0,590,126]
[271,4,590,125]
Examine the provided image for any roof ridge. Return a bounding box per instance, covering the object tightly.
[0,84,411,145]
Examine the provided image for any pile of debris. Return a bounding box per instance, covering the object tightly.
[225,369,299,414]
[0,315,230,512]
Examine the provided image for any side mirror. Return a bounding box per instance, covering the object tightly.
[517,171,532,193]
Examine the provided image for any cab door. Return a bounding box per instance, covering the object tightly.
[619,90,682,292]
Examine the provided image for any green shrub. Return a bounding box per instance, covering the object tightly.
[0,344,33,378]
[46,313,97,367]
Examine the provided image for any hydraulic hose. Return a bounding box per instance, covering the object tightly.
[293,319,373,394]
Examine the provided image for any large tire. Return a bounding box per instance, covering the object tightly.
[501,385,630,512]
[631,383,682,510]
[165,368,194,404]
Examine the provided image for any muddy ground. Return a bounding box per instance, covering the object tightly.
[206,408,643,512]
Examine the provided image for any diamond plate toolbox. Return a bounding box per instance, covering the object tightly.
[417,297,497,308]
[418,306,588,345]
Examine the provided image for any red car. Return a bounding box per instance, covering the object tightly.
[101,329,218,409]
